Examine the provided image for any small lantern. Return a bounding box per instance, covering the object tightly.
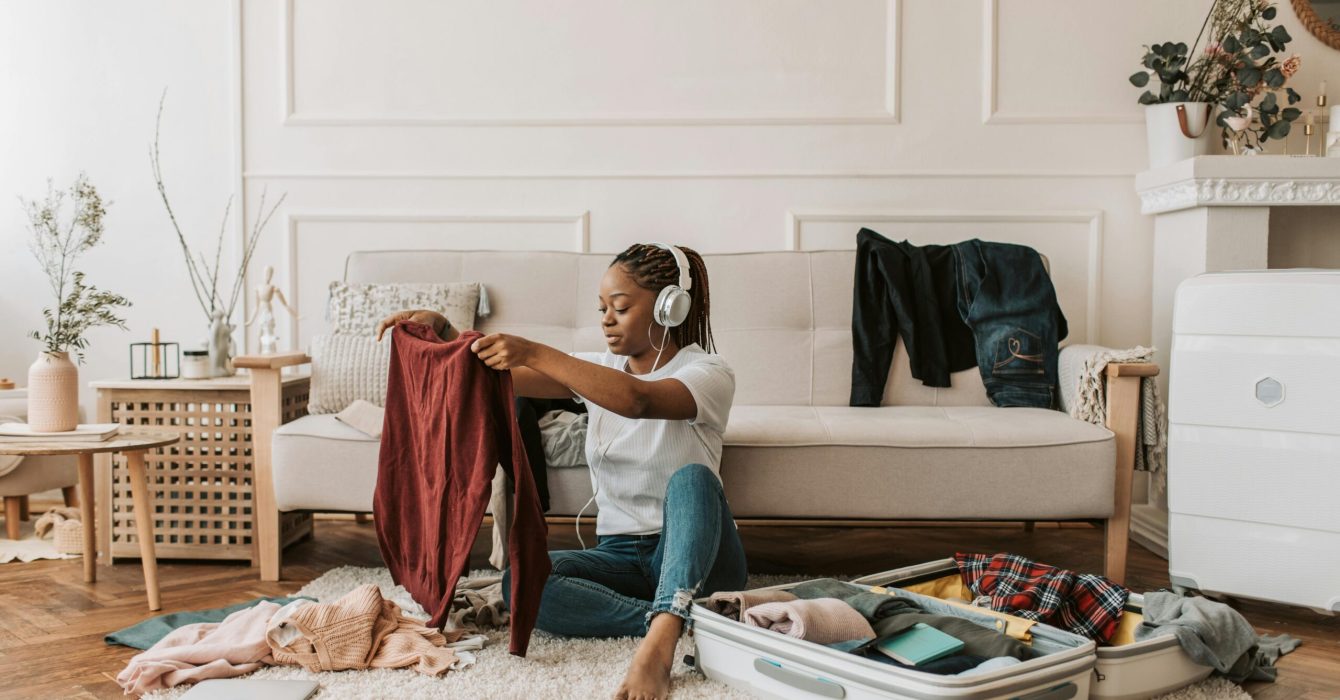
[130,327,179,379]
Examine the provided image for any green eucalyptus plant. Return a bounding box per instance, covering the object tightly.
[1130,0,1303,149]
[22,174,132,363]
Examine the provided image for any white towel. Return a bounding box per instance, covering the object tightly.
[1067,345,1167,483]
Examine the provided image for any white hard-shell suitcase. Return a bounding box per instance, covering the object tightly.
[1169,271,1340,613]
[848,559,1212,700]
[687,570,1097,700]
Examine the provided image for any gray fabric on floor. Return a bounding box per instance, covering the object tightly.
[1135,591,1300,682]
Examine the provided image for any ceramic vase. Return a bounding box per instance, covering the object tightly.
[28,351,79,432]
[1145,102,1216,168]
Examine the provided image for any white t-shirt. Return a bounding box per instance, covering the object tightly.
[570,344,735,536]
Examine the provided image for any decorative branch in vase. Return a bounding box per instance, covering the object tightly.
[150,92,286,377]
[21,174,132,431]
[1130,0,1302,164]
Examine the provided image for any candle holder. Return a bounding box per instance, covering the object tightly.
[130,339,180,379]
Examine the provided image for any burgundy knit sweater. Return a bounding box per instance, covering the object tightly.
[374,321,549,656]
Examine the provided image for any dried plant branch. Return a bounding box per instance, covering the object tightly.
[151,90,286,326]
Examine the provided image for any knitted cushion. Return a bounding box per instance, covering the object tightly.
[307,334,394,415]
[327,281,487,337]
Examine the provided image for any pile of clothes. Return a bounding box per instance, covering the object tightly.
[706,552,1299,683]
[110,577,508,695]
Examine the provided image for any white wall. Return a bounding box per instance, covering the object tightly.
[4,0,1340,415]
[1,1,238,411]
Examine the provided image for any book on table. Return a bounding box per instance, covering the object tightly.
[0,423,121,442]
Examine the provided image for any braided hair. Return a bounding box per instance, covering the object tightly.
[611,243,715,353]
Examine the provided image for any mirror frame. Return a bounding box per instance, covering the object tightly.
[1292,0,1340,50]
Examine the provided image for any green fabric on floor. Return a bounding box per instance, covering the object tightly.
[105,596,315,650]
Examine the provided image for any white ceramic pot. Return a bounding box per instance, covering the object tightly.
[1145,102,1216,169]
[27,351,79,432]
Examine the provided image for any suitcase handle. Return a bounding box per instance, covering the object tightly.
[753,658,846,699]
[1013,682,1077,700]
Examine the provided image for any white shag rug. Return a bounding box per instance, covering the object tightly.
[141,566,1251,700]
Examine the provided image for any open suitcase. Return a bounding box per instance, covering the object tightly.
[687,567,1097,700]
[688,558,1213,700]
[848,559,1213,700]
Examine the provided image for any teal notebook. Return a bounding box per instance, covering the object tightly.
[873,623,965,666]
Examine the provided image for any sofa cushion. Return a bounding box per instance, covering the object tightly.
[717,405,1116,521]
[272,415,381,512]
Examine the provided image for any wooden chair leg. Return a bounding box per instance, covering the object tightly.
[62,486,78,508]
[18,495,29,521]
[4,497,21,540]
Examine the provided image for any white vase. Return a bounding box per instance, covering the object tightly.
[1145,102,1216,169]
[28,351,79,432]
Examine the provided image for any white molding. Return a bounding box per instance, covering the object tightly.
[981,0,1142,126]
[243,169,1139,180]
[230,0,250,354]
[786,209,1104,343]
[280,0,902,127]
[282,210,591,341]
[1139,178,1340,214]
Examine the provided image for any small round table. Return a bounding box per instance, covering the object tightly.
[0,430,179,611]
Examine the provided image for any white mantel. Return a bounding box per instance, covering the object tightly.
[1138,155,1340,215]
[1134,155,1340,556]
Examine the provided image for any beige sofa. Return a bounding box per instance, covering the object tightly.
[238,249,1154,583]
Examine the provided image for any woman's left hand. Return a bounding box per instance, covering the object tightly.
[470,333,538,370]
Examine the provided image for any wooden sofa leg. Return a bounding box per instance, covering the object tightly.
[4,497,20,540]
[1023,521,1035,533]
[19,495,29,521]
[62,486,78,508]
[355,513,370,524]
[1103,370,1144,586]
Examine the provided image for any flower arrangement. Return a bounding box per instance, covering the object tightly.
[1130,0,1303,151]
[22,174,132,363]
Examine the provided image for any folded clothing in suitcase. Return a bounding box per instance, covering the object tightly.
[850,559,1214,700]
[689,574,1097,700]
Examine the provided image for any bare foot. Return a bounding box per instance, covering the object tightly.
[614,613,683,700]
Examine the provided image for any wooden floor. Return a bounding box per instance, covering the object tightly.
[0,516,1336,699]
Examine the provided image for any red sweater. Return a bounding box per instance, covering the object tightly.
[374,321,549,656]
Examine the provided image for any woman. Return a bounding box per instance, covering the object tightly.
[376,243,746,700]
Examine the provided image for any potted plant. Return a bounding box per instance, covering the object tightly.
[22,174,132,431]
[1131,0,1302,166]
[1131,40,1218,168]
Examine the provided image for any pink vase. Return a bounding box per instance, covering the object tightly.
[28,351,79,432]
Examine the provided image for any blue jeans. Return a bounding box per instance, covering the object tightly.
[952,239,1069,409]
[502,463,748,637]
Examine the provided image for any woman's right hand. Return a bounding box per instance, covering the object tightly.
[375,309,451,341]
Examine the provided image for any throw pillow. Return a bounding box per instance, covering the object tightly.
[306,333,393,415]
[327,281,489,337]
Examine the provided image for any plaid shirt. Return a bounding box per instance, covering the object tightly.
[954,552,1129,643]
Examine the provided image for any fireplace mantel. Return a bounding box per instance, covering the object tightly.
[1138,155,1340,214]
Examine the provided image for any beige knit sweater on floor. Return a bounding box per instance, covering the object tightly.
[267,583,465,676]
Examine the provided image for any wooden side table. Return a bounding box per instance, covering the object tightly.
[0,430,179,610]
[90,375,313,566]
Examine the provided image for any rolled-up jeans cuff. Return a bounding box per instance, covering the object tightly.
[645,588,697,632]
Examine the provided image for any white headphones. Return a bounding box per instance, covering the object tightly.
[651,243,693,328]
